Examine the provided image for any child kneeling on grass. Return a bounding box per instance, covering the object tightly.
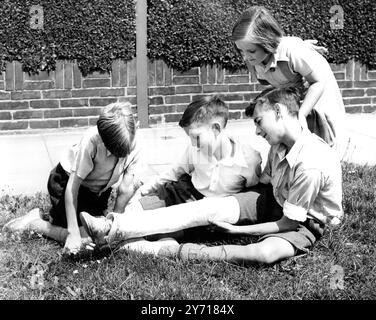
[80,88,343,265]
[3,102,143,255]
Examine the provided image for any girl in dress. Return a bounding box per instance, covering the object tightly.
[232,6,345,148]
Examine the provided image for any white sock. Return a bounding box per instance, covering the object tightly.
[118,237,179,255]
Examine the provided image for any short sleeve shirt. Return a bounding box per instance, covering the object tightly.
[60,127,143,195]
[260,130,343,225]
[253,37,345,140]
[191,134,262,197]
[147,132,262,197]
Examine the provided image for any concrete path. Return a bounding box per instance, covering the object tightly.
[0,113,375,195]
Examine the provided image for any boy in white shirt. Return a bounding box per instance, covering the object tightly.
[133,95,262,212]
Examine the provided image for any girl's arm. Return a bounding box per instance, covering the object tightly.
[64,172,83,254]
[298,69,325,128]
[287,39,328,127]
[210,215,299,236]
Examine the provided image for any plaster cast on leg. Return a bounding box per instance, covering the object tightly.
[106,196,240,242]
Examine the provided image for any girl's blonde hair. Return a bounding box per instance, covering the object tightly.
[97,102,136,158]
[231,6,283,54]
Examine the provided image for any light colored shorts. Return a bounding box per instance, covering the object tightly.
[233,184,325,253]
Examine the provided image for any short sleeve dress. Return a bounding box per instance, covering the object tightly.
[248,36,345,148]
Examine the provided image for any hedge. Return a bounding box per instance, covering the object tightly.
[147,0,376,71]
[0,0,136,76]
[147,0,245,72]
[0,0,375,75]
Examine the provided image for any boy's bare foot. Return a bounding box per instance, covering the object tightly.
[2,208,41,234]
[79,211,111,246]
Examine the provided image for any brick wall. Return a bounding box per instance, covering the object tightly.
[0,60,136,131]
[0,59,375,131]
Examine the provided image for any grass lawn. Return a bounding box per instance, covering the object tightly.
[0,162,375,300]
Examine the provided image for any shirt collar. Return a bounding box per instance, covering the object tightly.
[263,42,289,72]
[276,130,311,168]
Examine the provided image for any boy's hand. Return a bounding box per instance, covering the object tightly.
[139,183,152,196]
[63,232,82,255]
[133,178,143,191]
[81,235,96,251]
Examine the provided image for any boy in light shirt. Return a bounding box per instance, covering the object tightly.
[132,95,262,212]
[3,102,143,255]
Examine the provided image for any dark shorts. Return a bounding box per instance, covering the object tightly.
[139,173,204,210]
[233,184,325,253]
[47,163,111,228]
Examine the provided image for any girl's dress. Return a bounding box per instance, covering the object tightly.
[248,36,345,148]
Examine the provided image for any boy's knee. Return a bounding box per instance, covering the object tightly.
[255,246,279,264]
[253,238,295,264]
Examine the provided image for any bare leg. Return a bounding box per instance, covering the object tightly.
[4,208,94,249]
[28,218,67,242]
[158,237,296,265]
[2,208,41,233]
[28,218,92,245]
[115,235,296,265]
[106,196,240,243]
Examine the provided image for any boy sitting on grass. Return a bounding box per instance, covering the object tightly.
[125,95,262,217]
[3,102,143,255]
[80,88,343,265]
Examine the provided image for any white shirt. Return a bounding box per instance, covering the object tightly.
[144,133,262,197]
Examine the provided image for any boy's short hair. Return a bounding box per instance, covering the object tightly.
[245,87,300,117]
[178,96,229,128]
[97,102,135,158]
